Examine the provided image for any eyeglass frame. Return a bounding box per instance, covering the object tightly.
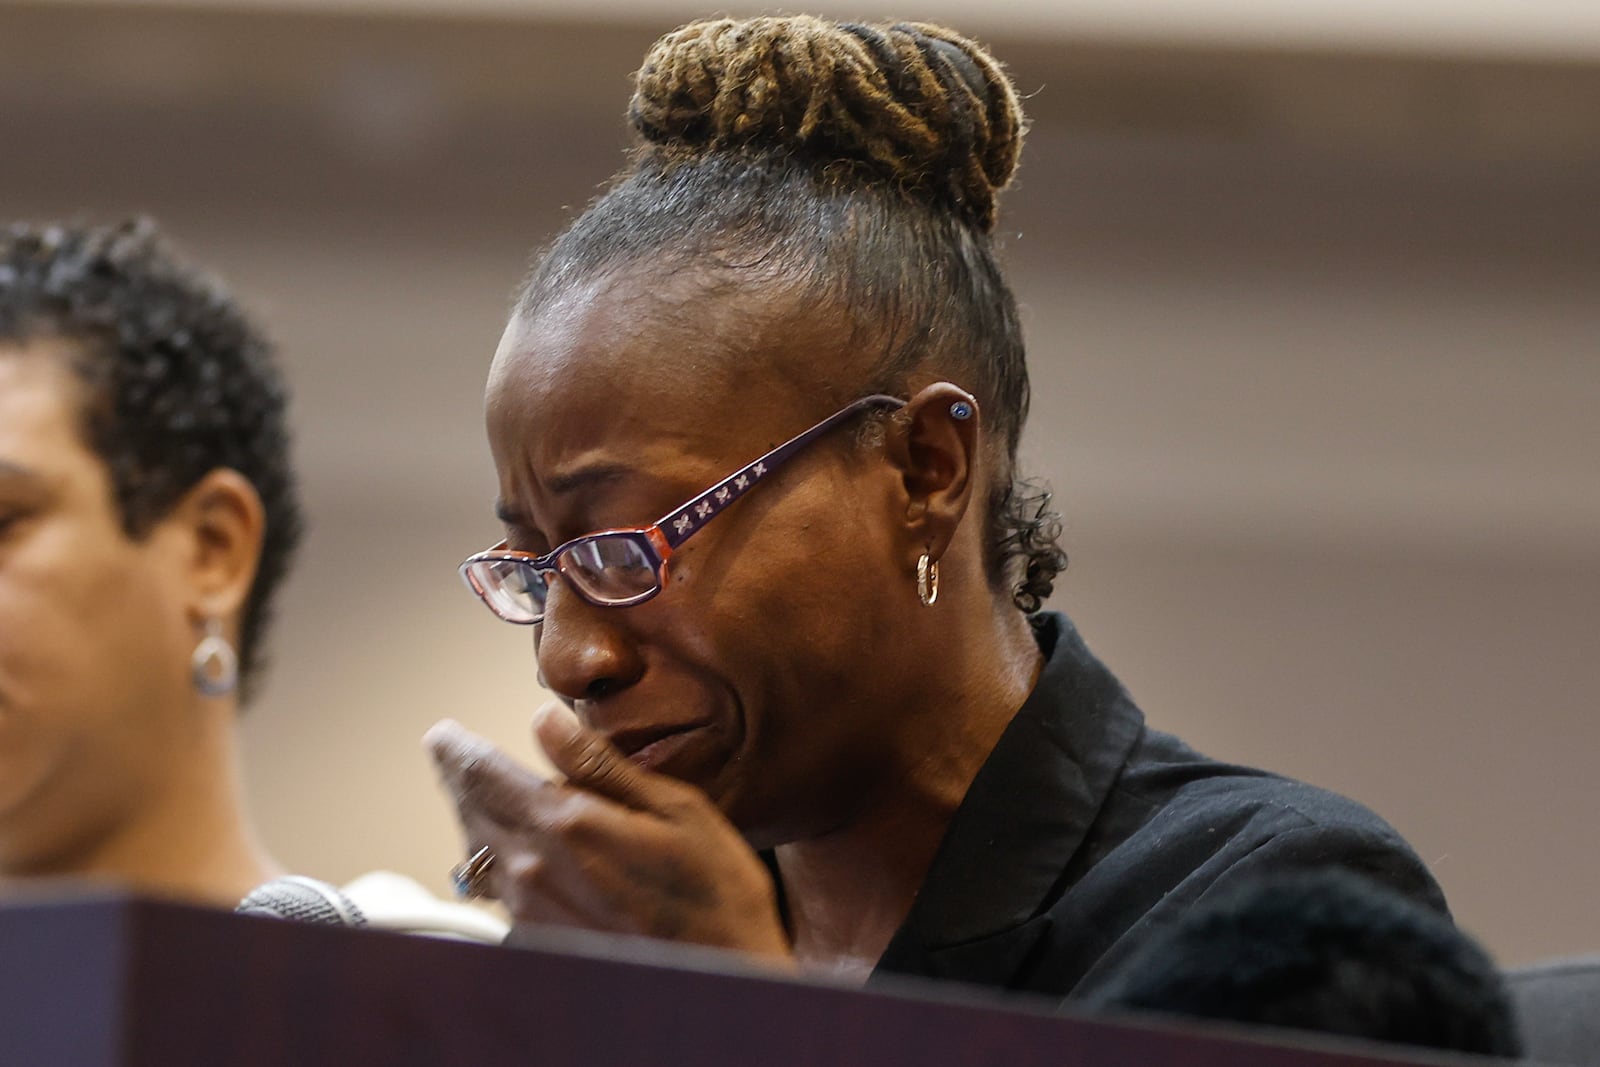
[459,393,908,624]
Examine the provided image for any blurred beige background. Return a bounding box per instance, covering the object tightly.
[1,0,1595,966]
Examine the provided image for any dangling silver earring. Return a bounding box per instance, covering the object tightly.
[916,552,940,607]
[192,619,239,698]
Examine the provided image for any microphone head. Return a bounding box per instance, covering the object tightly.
[237,875,368,927]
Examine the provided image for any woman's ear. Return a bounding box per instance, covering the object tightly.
[884,382,980,560]
[168,468,266,625]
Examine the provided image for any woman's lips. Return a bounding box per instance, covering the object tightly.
[610,722,712,774]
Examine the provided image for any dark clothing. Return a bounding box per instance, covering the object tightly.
[869,612,1447,1000]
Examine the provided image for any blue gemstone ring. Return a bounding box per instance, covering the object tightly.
[450,845,497,899]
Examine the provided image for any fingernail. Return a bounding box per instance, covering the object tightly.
[422,718,462,751]
[533,702,581,746]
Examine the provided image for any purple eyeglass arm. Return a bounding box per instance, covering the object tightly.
[655,394,905,550]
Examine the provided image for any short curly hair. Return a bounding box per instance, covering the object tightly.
[0,218,303,702]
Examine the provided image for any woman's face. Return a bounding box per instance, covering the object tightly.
[484,272,926,847]
[0,344,197,872]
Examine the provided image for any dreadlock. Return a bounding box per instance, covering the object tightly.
[630,17,1021,231]
[521,16,1066,611]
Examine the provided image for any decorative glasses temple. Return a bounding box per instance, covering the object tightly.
[459,393,907,623]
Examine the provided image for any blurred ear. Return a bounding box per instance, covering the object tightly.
[167,468,266,625]
[883,382,980,563]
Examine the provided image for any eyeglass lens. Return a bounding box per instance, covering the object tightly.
[560,536,658,602]
[468,534,660,623]
[472,557,550,622]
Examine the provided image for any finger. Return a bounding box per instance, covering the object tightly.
[424,718,557,829]
[468,807,648,930]
[488,845,599,928]
[444,802,610,902]
[533,703,688,813]
[447,803,600,912]
[495,819,696,936]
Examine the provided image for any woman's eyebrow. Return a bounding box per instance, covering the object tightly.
[493,462,639,526]
[544,462,635,497]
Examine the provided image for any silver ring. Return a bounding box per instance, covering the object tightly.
[450,845,496,899]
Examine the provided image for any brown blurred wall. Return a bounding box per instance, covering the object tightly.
[1,3,1596,966]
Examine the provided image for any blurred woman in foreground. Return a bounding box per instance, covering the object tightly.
[0,220,299,906]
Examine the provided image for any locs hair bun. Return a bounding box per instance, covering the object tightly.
[628,16,1026,232]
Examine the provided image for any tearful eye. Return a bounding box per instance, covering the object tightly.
[558,535,660,603]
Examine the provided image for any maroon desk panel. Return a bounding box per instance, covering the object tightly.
[0,894,1501,1067]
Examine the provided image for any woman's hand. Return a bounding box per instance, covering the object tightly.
[425,706,793,965]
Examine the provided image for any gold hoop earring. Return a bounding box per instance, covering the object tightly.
[916,552,940,607]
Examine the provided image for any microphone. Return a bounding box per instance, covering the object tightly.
[236,875,368,927]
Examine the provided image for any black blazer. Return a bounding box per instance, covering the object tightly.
[870,612,1448,1000]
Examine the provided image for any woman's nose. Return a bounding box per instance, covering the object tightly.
[533,579,645,702]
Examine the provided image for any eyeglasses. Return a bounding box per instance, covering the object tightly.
[459,394,906,625]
